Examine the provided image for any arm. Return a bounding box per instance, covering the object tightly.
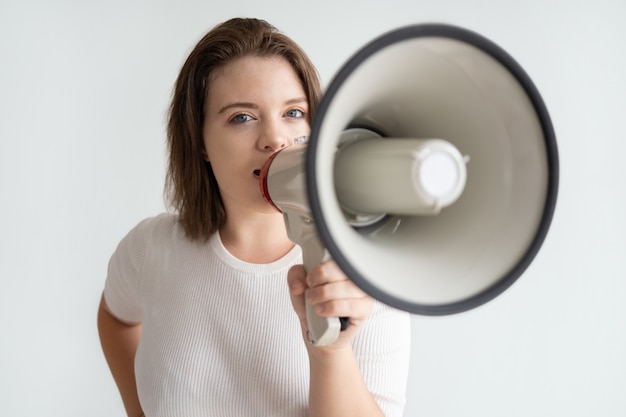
[307,346,384,417]
[97,294,144,417]
[288,262,385,417]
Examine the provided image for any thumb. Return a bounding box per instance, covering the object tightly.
[287,264,308,323]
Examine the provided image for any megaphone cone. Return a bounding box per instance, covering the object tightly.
[262,23,559,344]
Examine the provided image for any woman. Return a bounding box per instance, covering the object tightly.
[97,17,411,417]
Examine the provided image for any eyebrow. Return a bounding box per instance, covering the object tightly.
[217,97,308,114]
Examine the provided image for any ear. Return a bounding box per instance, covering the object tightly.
[202,148,209,162]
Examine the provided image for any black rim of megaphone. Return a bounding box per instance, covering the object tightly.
[306,23,559,316]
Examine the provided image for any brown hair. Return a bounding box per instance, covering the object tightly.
[165,18,322,241]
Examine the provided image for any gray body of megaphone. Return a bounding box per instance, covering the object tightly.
[260,24,559,346]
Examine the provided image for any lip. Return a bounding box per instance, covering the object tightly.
[258,152,282,212]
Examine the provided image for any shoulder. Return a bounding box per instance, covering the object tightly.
[353,301,412,416]
[370,299,412,324]
[123,212,184,246]
[110,213,186,268]
[355,300,412,351]
[132,212,180,235]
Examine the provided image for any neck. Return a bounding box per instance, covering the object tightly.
[219,212,294,264]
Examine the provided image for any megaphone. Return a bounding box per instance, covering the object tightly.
[260,24,559,345]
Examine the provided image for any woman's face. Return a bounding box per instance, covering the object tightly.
[203,55,310,215]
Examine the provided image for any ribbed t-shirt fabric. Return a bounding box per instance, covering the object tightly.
[104,213,411,417]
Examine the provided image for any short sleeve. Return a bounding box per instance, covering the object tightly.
[353,301,412,417]
[103,217,155,323]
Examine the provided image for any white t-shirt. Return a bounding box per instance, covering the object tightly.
[104,213,411,417]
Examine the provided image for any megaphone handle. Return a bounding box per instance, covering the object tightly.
[314,251,350,331]
[282,209,347,346]
[302,243,345,346]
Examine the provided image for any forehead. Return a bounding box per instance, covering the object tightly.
[206,55,306,109]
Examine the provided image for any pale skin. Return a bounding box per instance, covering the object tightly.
[98,55,381,417]
[97,299,143,417]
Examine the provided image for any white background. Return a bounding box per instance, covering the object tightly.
[1,0,625,416]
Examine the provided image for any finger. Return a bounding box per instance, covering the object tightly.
[306,279,368,306]
[313,296,374,325]
[306,260,347,288]
[287,265,308,321]
[287,265,308,296]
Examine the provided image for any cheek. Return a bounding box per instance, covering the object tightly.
[208,152,247,186]
[203,127,251,161]
[208,160,234,193]
[206,143,244,170]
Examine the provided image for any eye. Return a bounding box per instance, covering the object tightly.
[285,108,305,119]
[229,113,254,124]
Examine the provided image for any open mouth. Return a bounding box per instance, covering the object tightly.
[253,169,261,177]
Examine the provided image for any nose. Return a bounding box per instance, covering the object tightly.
[258,120,292,152]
